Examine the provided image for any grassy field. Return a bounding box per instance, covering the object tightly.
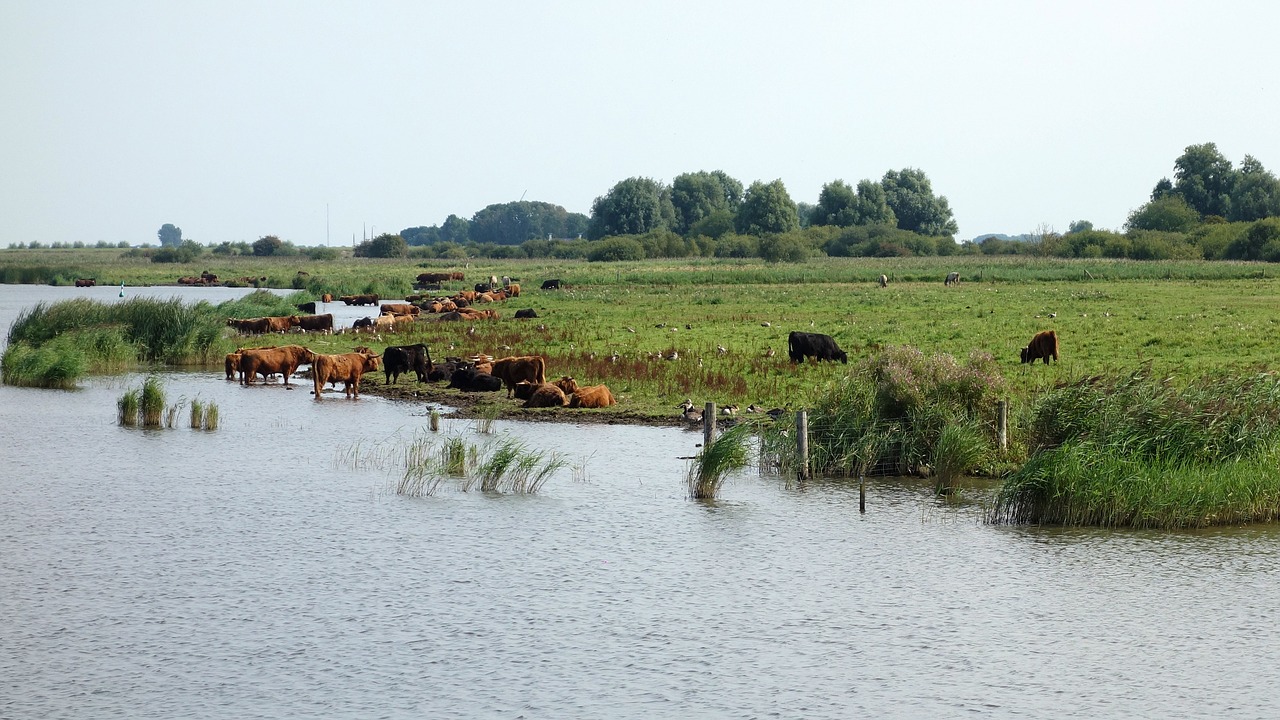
[9,250,1280,529]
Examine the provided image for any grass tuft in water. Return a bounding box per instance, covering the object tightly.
[688,422,753,499]
[118,388,140,427]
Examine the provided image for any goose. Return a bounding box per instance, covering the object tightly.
[678,399,703,423]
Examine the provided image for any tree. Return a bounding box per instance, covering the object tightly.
[813,179,897,228]
[587,177,673,239]
[735,179,799,236]
[1229,155,1280,222]
[669,170,743,235]
[688,209,736,240]
[401,226,441,246]
[881,168,958,236]
[1125,195,1199,233]
[440,214,470,243]
[354,233,408,258]
[1066,220,1094,234]
[1170,142,1235,218]
[252,235,283,256]
[158,223,182,247]
[470,201,587,244]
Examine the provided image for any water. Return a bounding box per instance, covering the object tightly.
[3,284,1280,719]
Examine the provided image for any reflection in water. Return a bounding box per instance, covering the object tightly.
[4,285,1280,718]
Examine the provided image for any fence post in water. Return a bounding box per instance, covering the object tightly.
[859,473,866,514]
[796,410,810,482]
[704,402,717,446]
[997,399,1008,451]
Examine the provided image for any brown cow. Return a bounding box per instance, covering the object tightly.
[507,282,520,297]
[291,314,334,333]
[225,352,241,380]
[1020,330,1059,365]
[321,293,333,303]
[551,376,578,395]
[490,356,547,397]
[266,315,297,333]
[227,317,271,334]
[312,351,381,399]
[379,302,420,317]
[523,383,568,408]
[568,385,616,408]
[75,278,96,287]
[239,345,315,387]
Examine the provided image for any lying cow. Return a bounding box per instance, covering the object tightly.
[490,355,547,397]
[522,383,568,408]
[447,367,504,393]
[75,278,96,287]
[1021,330,1059,365]
[383,343,431,384]
[568,384,616,408]
[788,331,848,364]
[352,316,374,331]
[514,308,539,319]
[379,302,420,317]
[239,345,315,387]
[312,351,381,399]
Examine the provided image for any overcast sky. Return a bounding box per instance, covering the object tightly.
[3,1,1277,246]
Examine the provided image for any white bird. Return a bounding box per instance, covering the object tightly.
[625,326,635,333]
[716,345,727,355]
[761,321,771,327]
[1048,312,1057,318]
[666,350,679,361]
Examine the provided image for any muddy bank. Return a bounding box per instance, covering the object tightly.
[357,378,691,429]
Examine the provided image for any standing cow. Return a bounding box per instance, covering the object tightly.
[945,272,961,286]
[1020,330,1059,365]
[878,274,888,288]
[383,343,432,384]
[788,331,848,364]
[312,351,381,399]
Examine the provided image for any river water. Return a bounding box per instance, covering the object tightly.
[3,284,1279,719]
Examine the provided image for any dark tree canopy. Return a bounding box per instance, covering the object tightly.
[252,235,283,256]
[1230,155,1280,222]
[881,168,958,236]
[670,170,743,235]
[470,201,588,244]
[1171,142,1236,219]
[812,179,896,228]
[735,179,799,236]
[440,214,471,244]
[158,223,182,247]
[354,233,408,258]
[588,177,674,240]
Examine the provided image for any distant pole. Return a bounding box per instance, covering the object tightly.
[859,473,866,513]
[997,400,1008,451]
[797,410,809,482]
[704,402,717,446]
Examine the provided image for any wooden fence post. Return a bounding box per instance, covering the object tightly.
[797,410,809,482]
[997,399,1008,451]
[704,402,717,446]
[859,473,866,514]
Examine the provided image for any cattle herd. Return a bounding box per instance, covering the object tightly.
[220,269,1057,414]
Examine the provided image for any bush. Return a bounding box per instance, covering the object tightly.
[587,236,646,262]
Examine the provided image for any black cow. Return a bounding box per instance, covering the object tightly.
[474,283,493,293]
[540,279,561,290]
[352,316,374,331]
[788,331,848,364]
[295,301,317,314]
[448,367,504,392]
[514,308,539,319]
[426,359,463,383]
[383,343,432,384]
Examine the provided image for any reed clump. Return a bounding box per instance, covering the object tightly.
[188,397,220,431]
[688,422,753,499]
[990,369,1280,528]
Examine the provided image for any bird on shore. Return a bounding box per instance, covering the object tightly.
[720,404,739,416]
[678,399,703,423]
[764,348,776,358]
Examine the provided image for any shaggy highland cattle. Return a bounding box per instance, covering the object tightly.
[489,356,547,397]
[787,331,848,364]
[1020,330,1059,365]
[383,343,431,384]
[238,345,315,387]
[568,384,617,408]
[312,351,381,399]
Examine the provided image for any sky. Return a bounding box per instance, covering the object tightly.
[2,0,1278,246]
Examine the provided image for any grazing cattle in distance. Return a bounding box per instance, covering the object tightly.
[945,271,960,286]
[321,293,333,303]
[540,278,562,290]
[490,356,547,397]
[788,331,848,364]
[312,351,381,399]
[448,367,504,392]
[523,383,568,408]
[239,345,316,387]
[227,317,271,335]
[379,302,420,317]
[514,308,538,319]
[292,313,334,334]
[568,384,617,408]
[449,271,465,281]
[75,278,96,287]
[878,274,888,288]
[416,272,452,284]
[383,343,431,384]
[340,294,380,306]
[265,315,296,333]
[507,282,521,297]
[352,316,374,331]
[1021,330,1060,365]
[295,301,317,314]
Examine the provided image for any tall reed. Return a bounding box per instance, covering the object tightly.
[688,422,753,499]
[140,375,166,427]
[190,398,205,429]
[117,389,140,426]
[203,402,219,430]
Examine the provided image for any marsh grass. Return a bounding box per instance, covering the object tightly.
[140,375,166,427]
[190,398,204,428]
[339,432,568,497]
[203,402,220,430]
[932,421,988,495]
[688,422,754,499]
[117,388,139,426]
[990,370,1280,527]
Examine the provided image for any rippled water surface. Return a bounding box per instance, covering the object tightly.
[4,285,1280,719]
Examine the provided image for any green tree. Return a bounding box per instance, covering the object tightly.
[1224,218,1280,262]
[252,235,283,256]
[401,226,441,246]
[1066,220,1094,234]
[881,168,958,236]
[354,233,408,258]
[440,214,470,243]
[158,223,182,247]
[470,201,587,244]
[669,170,743,235]
[1169,142,1235,218]
[587,177,673,239]
[735,179,799,235]
[1229,155,1280,222]
[813,179,897,228]
[688,209,736,240]
[1126,195,1199,233]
